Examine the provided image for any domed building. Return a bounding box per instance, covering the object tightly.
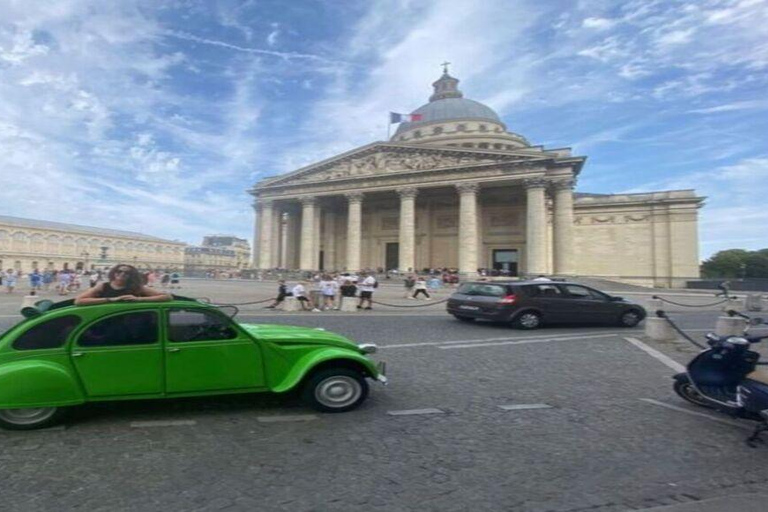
[249,70,703,286]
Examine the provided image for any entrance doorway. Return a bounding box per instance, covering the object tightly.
[318,251,324,271]
[385,243,399,271]
[492,249,518,276]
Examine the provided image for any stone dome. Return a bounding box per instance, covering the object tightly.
[394,97,503,135]
[391,69,528,149]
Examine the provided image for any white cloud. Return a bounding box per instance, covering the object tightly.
[582,17,616,30]
[688,99,768,113]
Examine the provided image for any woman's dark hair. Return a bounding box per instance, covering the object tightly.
[108,264,143,295]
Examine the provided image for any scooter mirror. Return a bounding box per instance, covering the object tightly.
[706,332,719,341]
[750,317,764,326]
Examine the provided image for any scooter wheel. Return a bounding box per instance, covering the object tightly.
[673,376,715,409]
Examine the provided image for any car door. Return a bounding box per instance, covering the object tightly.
[164,307,266,394]
[523,284,571,323]
[71,311,163,397]
[559,284,616,324]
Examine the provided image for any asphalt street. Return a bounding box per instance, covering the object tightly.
[1,280,767,511]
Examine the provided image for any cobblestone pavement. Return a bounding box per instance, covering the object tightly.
[1,280,766,511]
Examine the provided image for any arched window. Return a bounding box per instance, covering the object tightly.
[414,130,422,138]
[12,231,28,251]
[30,233,44,251]
[479,124,487,132]
[0,230,9,250]
[494,143,502,149]
[462,143,473,148]
[478,143,489,149]
[46,235,60,253]
[457,124,466,132]
[433,126,443,135]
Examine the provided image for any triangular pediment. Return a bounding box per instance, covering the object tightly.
[256,142,551,189]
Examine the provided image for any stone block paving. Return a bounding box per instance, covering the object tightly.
[1,281,767,510]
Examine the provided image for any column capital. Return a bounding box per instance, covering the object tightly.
[251,201,261,212]
[455,182,480,195]
[551,178,577,191]
[345,192,364,204]
[261,198,275,208]
[396,187,419,199]
[523,177,549,190]
[299,196,316,207]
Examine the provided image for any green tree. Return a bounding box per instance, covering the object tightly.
[701,249,768,278]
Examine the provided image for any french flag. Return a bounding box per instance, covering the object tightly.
[390,112,423,123]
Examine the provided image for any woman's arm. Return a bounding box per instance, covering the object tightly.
[136,286,173,302]
[75,283,113,306]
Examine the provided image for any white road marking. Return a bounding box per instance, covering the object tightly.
[382,331,626,349]
[387,408,446,416]
[624,337,686,372]
[498,403,553,411]
[256,414,318,423]
[639,399,752,430]
[440,333,619,349]
[130,420,197,428]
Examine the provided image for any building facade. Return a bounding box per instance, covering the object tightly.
[0,215,185,272]
[249,71,703,287]
[201,235,251,269]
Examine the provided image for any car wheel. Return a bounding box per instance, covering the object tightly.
[513,311,541,330]
[302,368,369,413]
[619,310,642,328]
[453,315,475,323]
[0,407,66,431]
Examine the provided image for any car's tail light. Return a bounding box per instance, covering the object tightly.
[499,294,517,304]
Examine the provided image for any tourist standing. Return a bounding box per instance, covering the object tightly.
[265,280,290,309]
[413,277,431,299]
[319,274,339,310]
[404,274,416,299]
[29,269,42,291]
[4,269,17,294]
[358,272,377,310]
[42,270,53,291]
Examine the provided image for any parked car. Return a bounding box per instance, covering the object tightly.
[446,280,646,329]
[0,298,386,430]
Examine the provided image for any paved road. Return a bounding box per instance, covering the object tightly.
[1,282,767,511]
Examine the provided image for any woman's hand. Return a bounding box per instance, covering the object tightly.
[115,294,139,302]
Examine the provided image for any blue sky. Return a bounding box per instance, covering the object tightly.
[1,0,766,259]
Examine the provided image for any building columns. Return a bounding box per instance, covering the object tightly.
[345,192,364,271]
[456,182,479,275]
[271,205,281,268]
[524,178,548,276]
[280,212,289,269]
[258,199,274,269]
[299,197,316,271]
[552,178,576,275]
[397,187,418,272]
[251,201,260,268]
[325,210,336,271]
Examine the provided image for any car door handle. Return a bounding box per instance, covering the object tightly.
[72,352,85,357]
[167,348,180,353]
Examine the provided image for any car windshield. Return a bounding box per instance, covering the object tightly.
[457,283,508,297]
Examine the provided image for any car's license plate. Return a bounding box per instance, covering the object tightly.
[459,305,480,311]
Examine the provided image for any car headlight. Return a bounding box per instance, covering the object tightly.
[359,343,377,354]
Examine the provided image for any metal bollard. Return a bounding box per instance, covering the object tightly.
[645,317,677,341]
[714,316,747,337]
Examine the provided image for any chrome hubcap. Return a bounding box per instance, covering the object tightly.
[623,313,639,325]
[315,376,362,408]
[520,314,539,328]
[0,407,56,426]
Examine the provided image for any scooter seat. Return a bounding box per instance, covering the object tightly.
[746,369,768,385]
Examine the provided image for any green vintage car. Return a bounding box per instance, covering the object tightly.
[0,297,386,430]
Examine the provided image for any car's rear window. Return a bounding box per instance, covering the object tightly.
[457,283,508,297]
[13,315,82,351]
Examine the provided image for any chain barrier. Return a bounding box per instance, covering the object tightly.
[655,310,706,348]
[202,297,276,307]
[652,295,732,308]
[370,297,450,308]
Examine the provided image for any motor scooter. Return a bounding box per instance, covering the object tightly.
[660,309,768,445]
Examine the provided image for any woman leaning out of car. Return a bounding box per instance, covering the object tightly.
[74,264,172,306]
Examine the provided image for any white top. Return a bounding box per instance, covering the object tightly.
[532,277,552,282]
[359,276,376,293]
[320,280,338,296]
[414,280,427,290]
[292,284,306,297]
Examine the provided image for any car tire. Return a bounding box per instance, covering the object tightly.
[618,310,642,328]
[302,368,369,413]
[0,407,67,431]
[453,315,475,323]
[513,311,541,330]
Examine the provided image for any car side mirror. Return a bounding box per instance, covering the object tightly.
[610,296,624,302]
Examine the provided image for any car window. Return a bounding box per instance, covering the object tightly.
[78,312,158,347]
[526,284,564,298]
[563,285,605,300]
[457,283,507,297]
[13,315,82,350]
[168,309,238,342]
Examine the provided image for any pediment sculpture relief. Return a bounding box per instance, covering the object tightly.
[290,151,500,183]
